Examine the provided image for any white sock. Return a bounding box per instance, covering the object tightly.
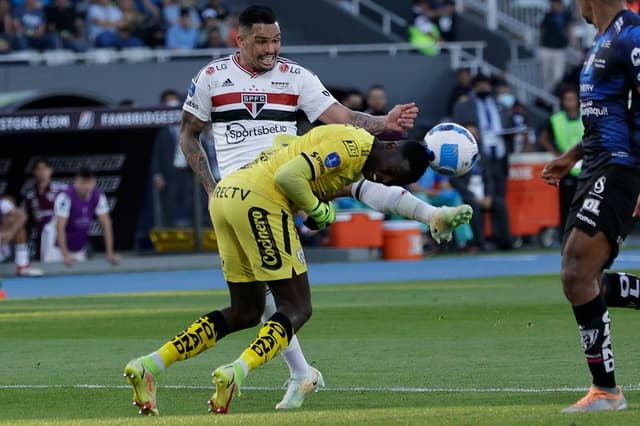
[235,358,249,378]
[263,289,311,378]
[352,179,437,224]
[150,352,166,372]
[281,336,310,378]
[15,244,29,267]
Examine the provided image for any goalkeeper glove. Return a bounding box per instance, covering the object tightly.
[304,200,336,230]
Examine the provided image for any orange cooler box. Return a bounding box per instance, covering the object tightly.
[382,220,423,260]
[329,210,384,248]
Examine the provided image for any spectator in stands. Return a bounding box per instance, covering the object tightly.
[46,0,89,52]
[198,0,229,21]
[446,67,473,116]
[409,0,441,56]
[87,0,122,46]
[151,89,196,227]
[13,0,59,50]
[41,168,120,266]
[450,124,491,252]
[364,84,388,116]
[340,88,365,111]
[408,167,473,251]
[453,73,513,250]
[494,80,535,153]
[135,0,163,47]
[364,84,408,141]
[198,22,227,48]
[118,0,146,42]
[538,86,583,240]
[0,0,15,53]
[21,157,67,261]
[166,7,197,50]
[0,195,43,276]
[162,0,200,30]
[422,0,456,41]
[224,12,238,47]
[539,0,573,92]
[198,9,226,48]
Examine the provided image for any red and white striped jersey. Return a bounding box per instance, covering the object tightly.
[183,53,337,177]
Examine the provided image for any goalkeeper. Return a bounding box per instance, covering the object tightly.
[124,123,472,415]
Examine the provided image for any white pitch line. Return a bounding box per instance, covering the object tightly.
[3,384,640,393]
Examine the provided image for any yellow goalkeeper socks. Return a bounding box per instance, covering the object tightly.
[151,310,229,372]
[239,312,292,373]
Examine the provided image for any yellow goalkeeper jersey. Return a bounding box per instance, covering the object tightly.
[239,124,374,201]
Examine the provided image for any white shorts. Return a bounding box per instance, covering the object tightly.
[40,221,87,263]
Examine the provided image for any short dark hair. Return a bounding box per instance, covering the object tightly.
[76,168,95,179]
[160,89,181,103]
[560,85,579,98]
[472,73,491,86]
[239,5,277,29]
[401,141,431,183]
[31,156,51,171]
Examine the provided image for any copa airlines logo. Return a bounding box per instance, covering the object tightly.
[242,93,267,118]
[225,122,287,144]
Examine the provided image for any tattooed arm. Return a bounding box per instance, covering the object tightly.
[179,110,217,196]
[317,101,419,134]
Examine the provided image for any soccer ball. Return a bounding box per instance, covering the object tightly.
[424,122,479,177]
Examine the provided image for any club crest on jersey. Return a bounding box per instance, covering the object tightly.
[632,47,640,67]
[242,94,267,118]
[279,63,289,73]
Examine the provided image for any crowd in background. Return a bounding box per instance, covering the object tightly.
[2,0,634,259]
[0,0,236,53]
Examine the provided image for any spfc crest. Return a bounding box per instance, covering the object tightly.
[242,94,267,118]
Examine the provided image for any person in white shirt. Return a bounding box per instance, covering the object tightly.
[123,4,471,417]
[0,196,43,276]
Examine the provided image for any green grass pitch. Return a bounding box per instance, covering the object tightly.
[2,274,640,425]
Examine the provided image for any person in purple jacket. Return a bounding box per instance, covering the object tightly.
[41,168,120,266]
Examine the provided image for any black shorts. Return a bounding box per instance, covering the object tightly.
[563,165,640,269]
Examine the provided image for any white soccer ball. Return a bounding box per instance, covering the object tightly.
[424,122,479,177]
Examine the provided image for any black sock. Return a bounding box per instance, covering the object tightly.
[572,295,616,389]
[603,272,640,309]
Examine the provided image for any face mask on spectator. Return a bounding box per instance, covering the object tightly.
[497,93,516,109]
[475,90,491,99]
[165,100,181,107]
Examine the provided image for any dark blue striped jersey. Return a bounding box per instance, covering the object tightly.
[580,10,640,178]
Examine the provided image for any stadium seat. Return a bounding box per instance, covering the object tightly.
[119,47,155,63]
[150,228,217,252]
[4,50,41,65]
[84,48,118,64]
[42,50,77,66]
